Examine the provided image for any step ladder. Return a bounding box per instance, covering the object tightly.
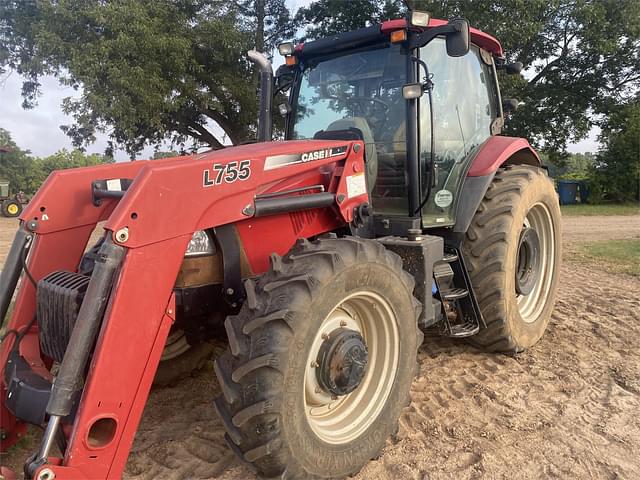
[433,248,485,338]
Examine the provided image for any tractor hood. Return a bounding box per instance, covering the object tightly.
[188,139,353,172]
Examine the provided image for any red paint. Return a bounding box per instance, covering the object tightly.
[380,18,407,33]
[467,136,540,177]
[1,138,367,479]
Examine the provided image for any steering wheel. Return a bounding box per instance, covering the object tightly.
[347,96,390,132]
[348,96,389,116]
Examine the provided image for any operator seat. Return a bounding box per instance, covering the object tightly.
[321,117,378,192]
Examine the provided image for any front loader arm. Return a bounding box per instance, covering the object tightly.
[0,139,367,479]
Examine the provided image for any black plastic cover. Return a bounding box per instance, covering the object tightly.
[37,271,90,363]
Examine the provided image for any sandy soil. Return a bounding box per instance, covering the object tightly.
[1,214,639,479]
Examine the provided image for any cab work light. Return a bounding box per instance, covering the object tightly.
[410,10,431,27]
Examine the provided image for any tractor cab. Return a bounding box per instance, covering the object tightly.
[275,16,509,232]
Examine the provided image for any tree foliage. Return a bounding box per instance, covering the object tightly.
[297,0,640,157]
[0,128,113,195]
[1,0,638,165]
[0,0,293,156]
[0,128,34,192]
[590,98,640,202]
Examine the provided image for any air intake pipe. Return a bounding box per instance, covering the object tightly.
[247,50,274,142]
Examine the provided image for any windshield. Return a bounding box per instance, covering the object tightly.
[292,44,408,213]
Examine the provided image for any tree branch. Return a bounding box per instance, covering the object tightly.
[186,120,225,150]
[201,107,239,145]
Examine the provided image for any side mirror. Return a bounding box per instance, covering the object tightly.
[446,18,470,57]
[274,64,295,91]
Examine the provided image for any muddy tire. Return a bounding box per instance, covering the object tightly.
[1,199,22,218]
[462,165,562,352]
[214,237,422,479]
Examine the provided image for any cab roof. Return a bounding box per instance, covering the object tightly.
[296,17,503,60]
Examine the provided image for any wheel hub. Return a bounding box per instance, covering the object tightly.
[516,226,541,295]
[316,329,368,396]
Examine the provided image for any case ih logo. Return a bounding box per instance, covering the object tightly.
[301,148,338,162]
[264,146,348,170]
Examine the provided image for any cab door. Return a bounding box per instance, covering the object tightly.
[419,38,500,227]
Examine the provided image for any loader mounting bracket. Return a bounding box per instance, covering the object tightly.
[4,350,51,426]
[213,224,245,308]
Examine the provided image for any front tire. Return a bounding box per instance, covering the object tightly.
[152,328,214,387]
[462,165,562,352]
[214,237,422,479]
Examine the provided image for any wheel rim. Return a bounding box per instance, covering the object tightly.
[7,203,18,215]
[516,202,556,323]
[160,329,191,361]
[304,291,400,444]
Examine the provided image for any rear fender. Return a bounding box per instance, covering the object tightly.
[454,136,541,233]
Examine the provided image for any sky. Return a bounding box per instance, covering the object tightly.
[0,1,600,160]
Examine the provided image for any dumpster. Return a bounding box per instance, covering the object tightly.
[578,181,590,203]
[557,180,579,205]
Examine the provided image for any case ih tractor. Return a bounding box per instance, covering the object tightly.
[0,13,561,480]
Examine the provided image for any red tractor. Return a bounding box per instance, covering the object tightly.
[0,13,561,480]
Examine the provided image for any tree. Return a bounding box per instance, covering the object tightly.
[0,128,35,192]
[0,128,113,194]
[233,0,295,54]
[295,0,402,40]
[590,98,640,202]
[296,0,640,158]
[0,1,293,156]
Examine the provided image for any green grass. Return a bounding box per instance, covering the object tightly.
[561,202,640,216]
[572,239,640,276]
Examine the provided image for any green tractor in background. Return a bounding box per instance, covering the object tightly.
[0,179,25,218]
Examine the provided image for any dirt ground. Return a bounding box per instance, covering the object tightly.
[1,214,639,479]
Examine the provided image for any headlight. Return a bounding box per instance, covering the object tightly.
[185,230,214,257]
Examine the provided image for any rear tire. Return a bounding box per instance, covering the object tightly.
[1,199,22,218]
[214,237,422,479]
[462,165,561,352]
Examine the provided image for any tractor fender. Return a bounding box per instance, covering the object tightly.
[453,136,541,233]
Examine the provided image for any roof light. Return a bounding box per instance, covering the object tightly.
[410,11,431,27]
[390,29,407,43]
[278,42,295,56]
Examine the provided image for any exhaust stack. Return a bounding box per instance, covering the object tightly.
[247,50,274,142]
